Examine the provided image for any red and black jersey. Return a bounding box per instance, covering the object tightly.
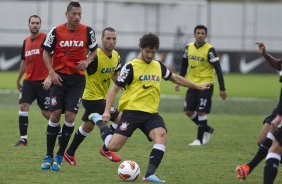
[42,23,98,75]
[21,32,48,81]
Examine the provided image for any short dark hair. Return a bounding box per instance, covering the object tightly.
[28,15,41,23]
[139,33,159,50]
[67,1,81,12]
[194,24,208,34]
[102,27,116,37]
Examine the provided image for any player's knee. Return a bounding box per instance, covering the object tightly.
[65,111,76,123]
[50,110,61,122]
[82,121,94,133]
[20,103,29,111]
[153,129,167,144]
[185,111,194,117]
[42,110,50,120]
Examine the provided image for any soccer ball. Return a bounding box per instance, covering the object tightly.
[118,160,140,181]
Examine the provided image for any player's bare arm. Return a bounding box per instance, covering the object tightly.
[42,75,52,90]
[16,60,27,91]
[256,41,281,70]
[103,84,121,122]
[76,49,97,70]
[170,73,213,90]
[43,50,62,86]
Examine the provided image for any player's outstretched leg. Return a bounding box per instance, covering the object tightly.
[88,113,122,162]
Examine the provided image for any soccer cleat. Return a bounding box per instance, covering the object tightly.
[52,154,63,171]
[88,113,102,123]
[189,139,202,146]
[235,164,250,180]
[41,155,53,170]
[13,138,28,147]
[202,127,214,145]
[99,147,121,162]
[64,152,78,166]
[142,175,166,183]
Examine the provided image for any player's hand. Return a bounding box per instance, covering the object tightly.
[16,80,22,91]
[49,70,62,86]
[220,90,227,100]
[76,60,89,70]
[198,81,214,91]
[42,75,52,90]
[256,41,266,56]
[175,84,180,91]
[102,111,111,122]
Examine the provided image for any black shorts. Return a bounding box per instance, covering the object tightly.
[115,110,167,141]
[184,85,214,113]
[50,73,85,114]
[263,107,279,125]
[274,127,282,147]
[81,99,119,122]
[19,80,50,110]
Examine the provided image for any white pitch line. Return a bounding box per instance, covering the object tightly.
[0,89,276,103]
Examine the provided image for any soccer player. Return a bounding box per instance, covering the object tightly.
[89,33,213,182]
[236,42,282,181]
[14,15,51,147]
[64,27,122,166]
[236,106,278,180]
[264,116,282,184]
[175,24,227,146]
[40,1,98,171]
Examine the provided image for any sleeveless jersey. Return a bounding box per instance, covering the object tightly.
[22,32,48,81]
[118,59,164,113]
[83,48,120,100]
[186,42,215,84]
[43,23,98,75]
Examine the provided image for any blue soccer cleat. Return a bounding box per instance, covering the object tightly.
[41,155,53,170]
[88,113,102,123]
[142,175,166,183]
[52,154,63,171]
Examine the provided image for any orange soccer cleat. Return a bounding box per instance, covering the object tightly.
[99,147,122,162]
[236,164,250,180]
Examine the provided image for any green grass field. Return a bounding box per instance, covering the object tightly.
[0,71,281,184]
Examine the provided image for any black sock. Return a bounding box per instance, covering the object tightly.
[100,126,113,141]
[96,120,109,130]
[191,115,198,125]
[248,138,273,172]
[197,119,207,143]
[205,125,213,133]
[103,144,109,152]
[46,125,61,157]
[67,129,86,156]
[264,158,280,184]
[19,116,28,136]
[57,124,74,156]
[145,148,164,178]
